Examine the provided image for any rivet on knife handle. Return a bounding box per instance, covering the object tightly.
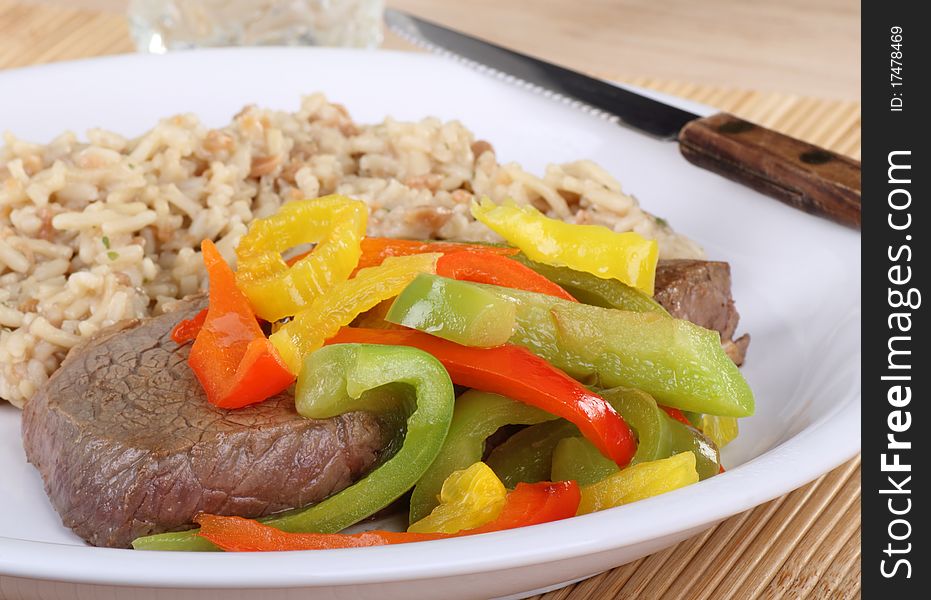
[678,113,861,229]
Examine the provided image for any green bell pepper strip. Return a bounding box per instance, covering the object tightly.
[488,387,721,486]
[682,410,704,428]
[386,273,517,348]
[386,274,754,417]
[510,254,667,314]
[132,343,455,551]
[486,419,578,488]
[409,390,555,523]
[551,437,619,486]
[578,387,719,480]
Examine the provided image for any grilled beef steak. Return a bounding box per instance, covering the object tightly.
[21,298,388,548]
[655,259,750,365]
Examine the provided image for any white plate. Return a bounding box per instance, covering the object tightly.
[0,47,860,600]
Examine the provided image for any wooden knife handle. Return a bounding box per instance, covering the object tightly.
[678,112,861,229]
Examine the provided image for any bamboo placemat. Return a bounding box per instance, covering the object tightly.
[0,1,862,598]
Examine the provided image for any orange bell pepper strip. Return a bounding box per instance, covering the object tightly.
[171,308,207,344]
[356,238,519,270]
[327,328,636,468]
[194,480,580,551]
[186,240,296,409]
[287,237,520,271]
[466,480,581,534]
[435,251,577,302]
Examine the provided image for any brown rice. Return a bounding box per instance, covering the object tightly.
[0,93,702,408]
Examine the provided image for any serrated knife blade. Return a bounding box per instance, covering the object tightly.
[385,8,697,139]
[385,8,861,228]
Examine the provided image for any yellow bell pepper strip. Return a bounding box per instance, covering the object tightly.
[235,195,367,322]
[387,275,754,417]
[699,414,740,449]
[186,240,295,409]
[193,480,580,551]
[269,253,439,373]
[577,452,699,515]
[471,199,659,295]
[408,462,508,534]
[409,391,555,522]
[133,342,455,551]
[510,254,667,314]
[352,298,405,330]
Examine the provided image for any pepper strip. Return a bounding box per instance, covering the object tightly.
[486,420,578,488]
[235,195,367,322]
[511,254,666,314]
[194,480,580,551]
[171,308,207,344]
[408,462,508,534]
[270,253,439,373]
[132,343,455,551]
[660,406,692,426]
[471,199,659,295]
[577,452,699,515]
[385,273,518,347]
[551,437,619,487]
[327,328,637,468]
[269,343,455,533]
[286,238,519,270]
[489,387,721,484]
[386,274,754,417]
[409,391,555,522]
[187,240,295,409]
[436,251,577,301]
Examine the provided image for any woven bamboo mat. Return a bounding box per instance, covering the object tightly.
[0,1,862,598]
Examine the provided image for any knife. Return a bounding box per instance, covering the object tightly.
[385,9,861,229]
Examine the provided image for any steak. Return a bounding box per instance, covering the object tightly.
[655,259,750,365]
[21,298,388,549]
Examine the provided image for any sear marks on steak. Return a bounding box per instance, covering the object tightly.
[21,298,388,549]
[655,260,750,365]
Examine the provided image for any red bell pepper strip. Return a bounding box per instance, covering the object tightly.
[287,237,519,269]
[327,328,636,467]
[436,251,577,302]
[660,406,692,427]
[187,240,296,409]
[195,480,580,551]
[171,308,207,344]
[466,480,581,534]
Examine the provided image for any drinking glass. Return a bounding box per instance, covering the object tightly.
[128,0,384,53]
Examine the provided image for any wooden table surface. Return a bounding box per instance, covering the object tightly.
[1,1,861,598]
